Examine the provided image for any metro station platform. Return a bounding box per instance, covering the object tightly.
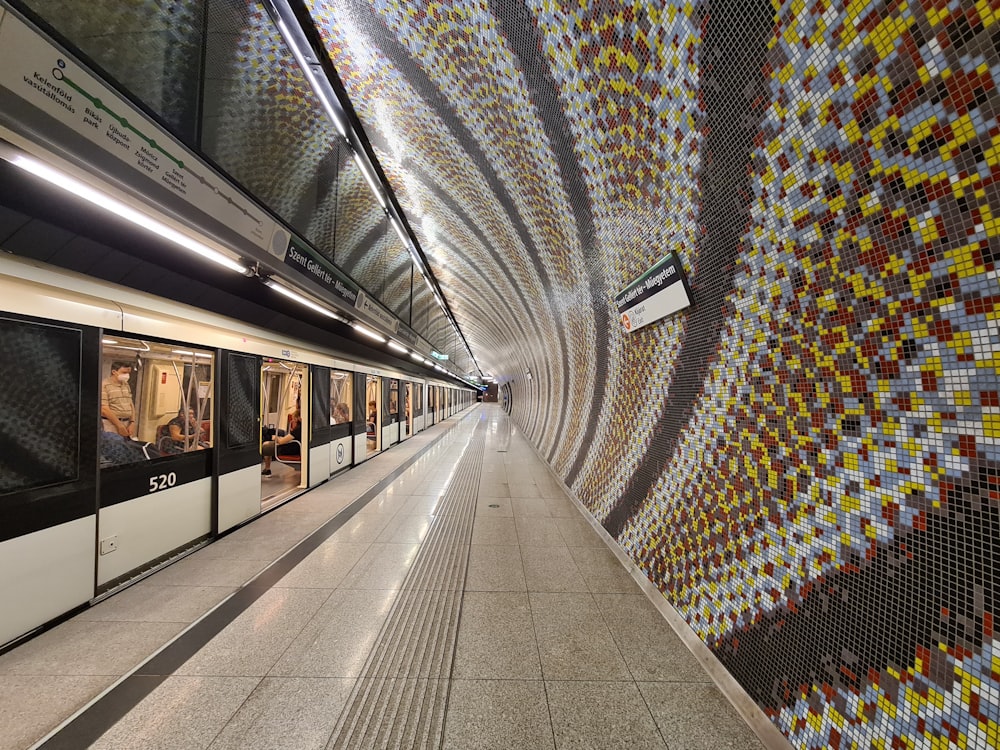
[2,405,770,750]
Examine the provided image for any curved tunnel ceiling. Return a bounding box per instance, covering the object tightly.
[300,0,698,471]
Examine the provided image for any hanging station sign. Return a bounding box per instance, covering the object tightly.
[614,253,692,333]
[283,235,359,305]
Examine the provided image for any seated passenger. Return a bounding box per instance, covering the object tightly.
[262,409,301,475]
[332,402,351,425]
[164,408,205,453]
[366,400,377,441]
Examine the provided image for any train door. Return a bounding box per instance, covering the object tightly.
[365,374,381,457]
[308,365,332,486]
[96,336,215,591]
[384,377,399,448]
[260,358,308,511]
[413,381,424,434]
[329,369,353,474]
[401,382,413,440]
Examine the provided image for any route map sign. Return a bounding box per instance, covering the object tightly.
[0,11,280,255]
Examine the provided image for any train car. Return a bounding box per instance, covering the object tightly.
[0,254,470,649]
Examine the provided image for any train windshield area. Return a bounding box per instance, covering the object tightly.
[99,336,213,468]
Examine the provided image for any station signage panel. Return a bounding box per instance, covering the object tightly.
[614,253,691,333]
[0,12,279,254]
[283,235,359,306]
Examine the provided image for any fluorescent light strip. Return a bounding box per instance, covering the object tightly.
[265,279,345,322]
[387,340,407,354]
[392,218,409,248]
[276,19,349,139]
[352,152,386,209]
[410,351,424,361]
[11,155,248,275]
[352,322,387,342]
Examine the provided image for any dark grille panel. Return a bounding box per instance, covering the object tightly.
[0,317,81,494]
[225,352,257,449]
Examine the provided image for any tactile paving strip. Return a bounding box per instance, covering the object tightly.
[327,418,485,749]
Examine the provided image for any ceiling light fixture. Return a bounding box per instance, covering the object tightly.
[265,279,346,321]
[352,322,387,342]
[387,340,407,354]
[9,153,249,275]
[352,151,386,209]
[275,20,349,140]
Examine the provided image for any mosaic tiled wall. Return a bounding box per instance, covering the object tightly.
[306,0,1000,746]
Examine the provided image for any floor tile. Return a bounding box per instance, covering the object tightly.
[520,546,589,593]
[90,675,260,750]
[327,512,393,544]
[515,517,566,547]
[471,516,519,546]
[151,554,270,586]
[546,680,666,749]
[529,593,630,680]
[0,620,185,676]
[542,498,580,518]
[76,583,235,623]
[567,546,637,594]
[356,490,410,516]
[507,484,541,499]
[552,516,607,547]
[176,588,331,676]
[400,494,448,515]
[478,481,511,498]
[207,677,353,749]
[464,545,526,592]
[452,592,542,679]
[510,497,552,518]
[638,682,765,750]
[0,674,114,750]
[442,679,554,750]
[593,594,712,682]
[475,497,513,517]
[269,588,398,678]
[273,542,369,589]
[375,513,435,544]
[338,543,422,590]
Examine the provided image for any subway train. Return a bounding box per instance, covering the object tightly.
[0,255,474,650]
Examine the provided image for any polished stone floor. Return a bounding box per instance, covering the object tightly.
[1,405,773,750]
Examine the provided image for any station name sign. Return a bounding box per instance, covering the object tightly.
[284,237,359,306]
[614,253,691,333]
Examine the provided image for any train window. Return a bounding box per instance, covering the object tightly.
[389,380,399,417]
[330,370,352,424]
[99,336,214,467]
[414,383,423,413]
